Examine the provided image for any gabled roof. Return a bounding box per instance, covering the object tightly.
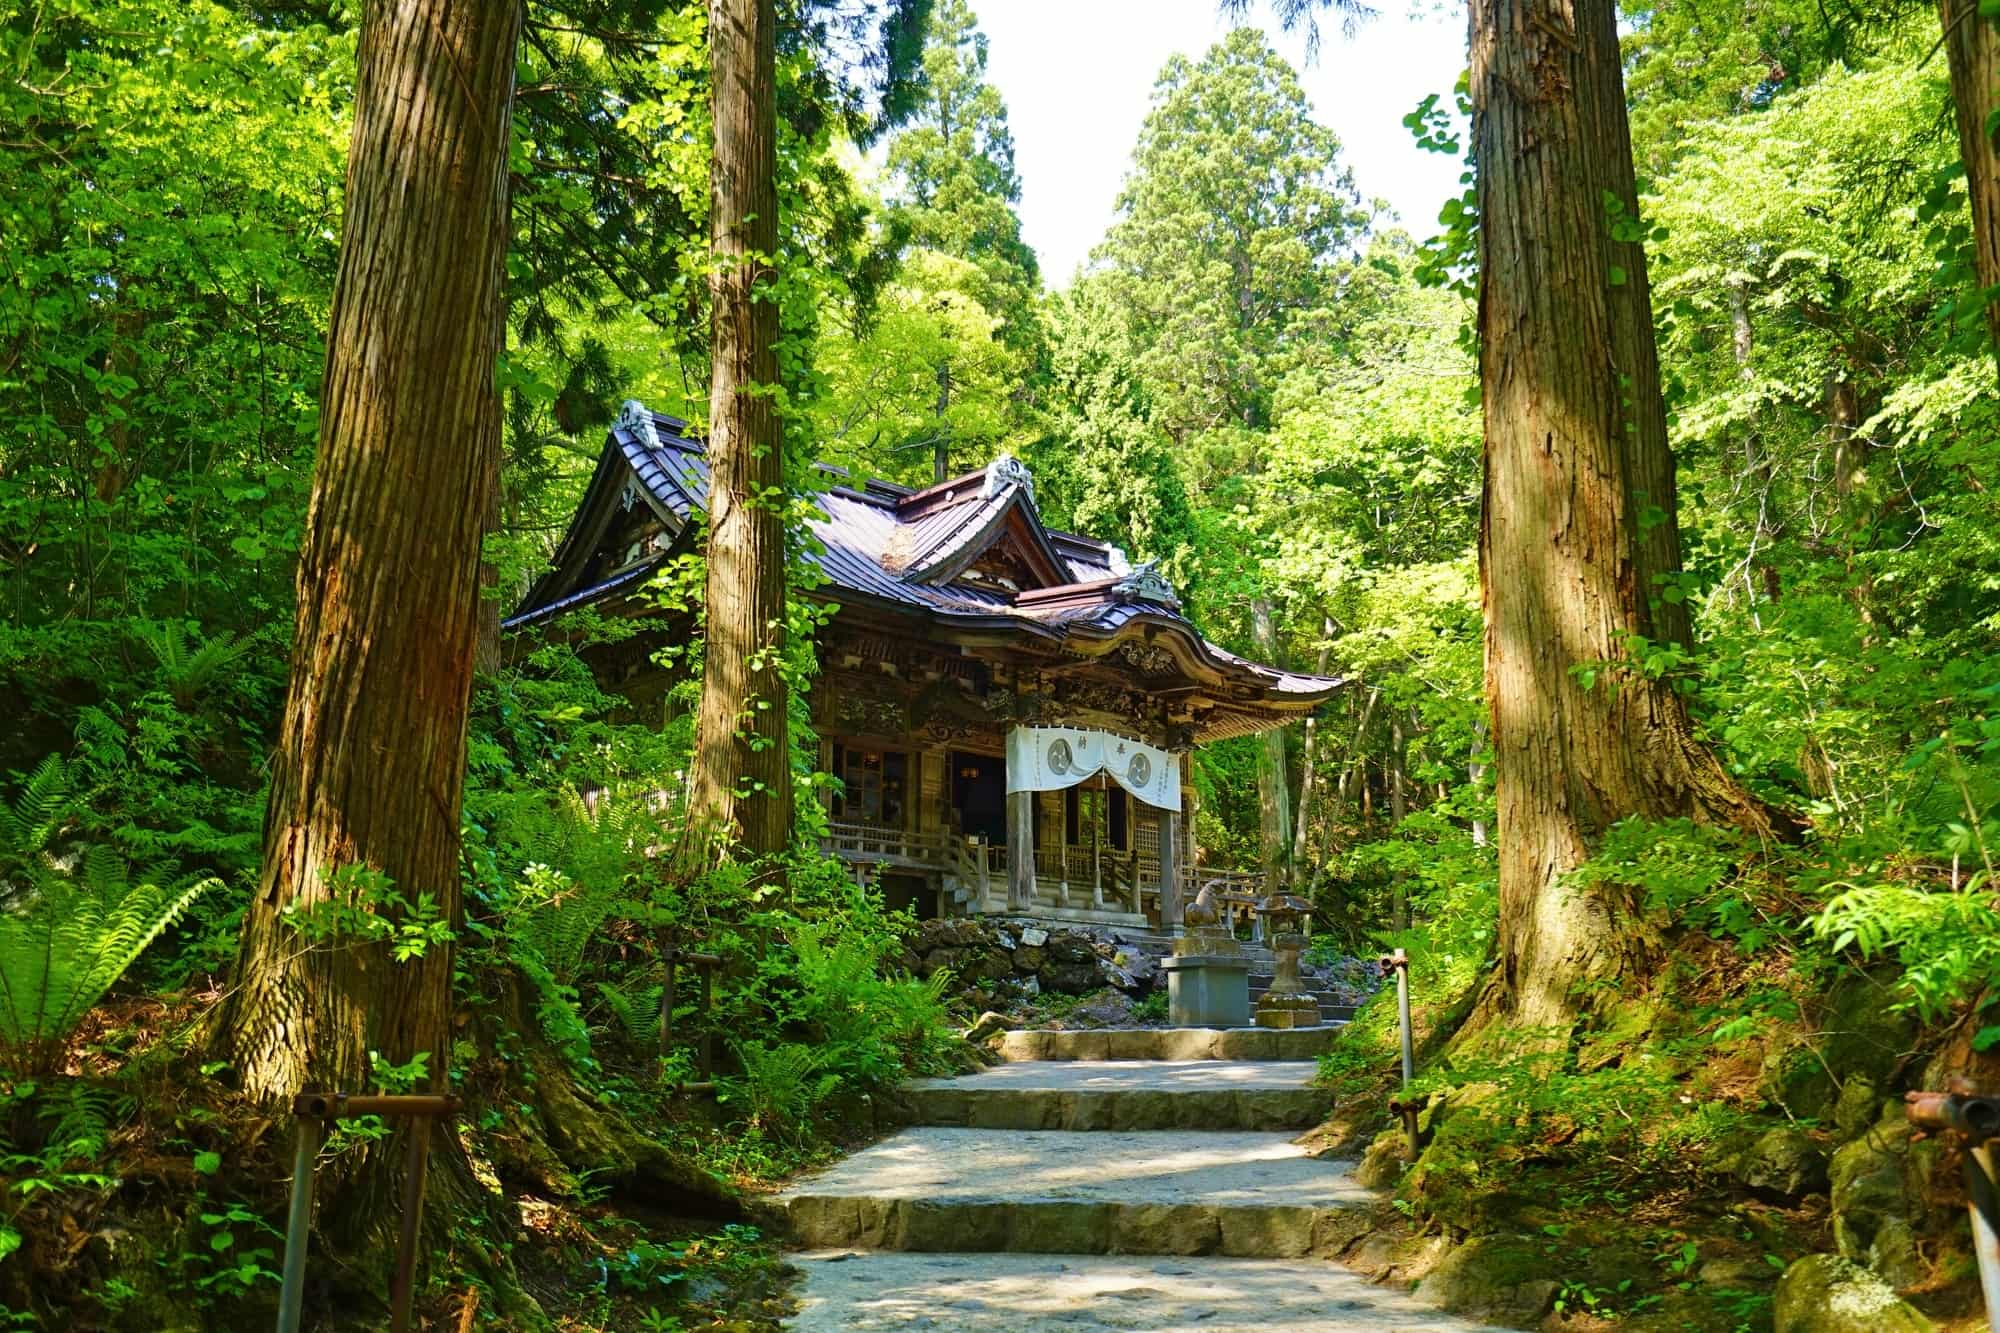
[508,403,1344,734]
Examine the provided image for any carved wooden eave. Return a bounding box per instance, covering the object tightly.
[506,403,1348,743]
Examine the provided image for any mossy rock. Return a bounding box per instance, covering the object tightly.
[1762,974,1916,1120]
[1736,1126,1830,1199]
[1828,1118,1928,1287]
[1415,1234,1558,1323]
[1354,1125,1408,1190]
[1772,1253,1933,1332]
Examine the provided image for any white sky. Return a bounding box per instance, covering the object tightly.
[968,0,1470,283]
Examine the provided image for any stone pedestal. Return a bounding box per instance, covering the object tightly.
[1162,925,1250,1027]
[1255,929,1320,1029]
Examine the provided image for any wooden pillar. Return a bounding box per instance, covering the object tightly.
[1158,806,1182,932]
[1007,787,1036,911]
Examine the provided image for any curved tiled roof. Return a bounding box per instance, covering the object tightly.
[508,404,1344,718]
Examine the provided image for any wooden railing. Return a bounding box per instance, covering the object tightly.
[824,821,946,865]
[822,819,1268,929]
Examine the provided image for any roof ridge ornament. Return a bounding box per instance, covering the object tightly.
[618,398,662,452]
[1113,560,1180,608]
[982,452,1035,502]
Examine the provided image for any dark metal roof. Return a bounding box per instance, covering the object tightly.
[507,404,1344,713]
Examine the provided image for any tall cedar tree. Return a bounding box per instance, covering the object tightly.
[884,0,1040,334]
[210,0,519,1230]
[693,0,792,855]
[1246,0,1795,1025]
[1940,0,2000,376]
[1467,0,1797,1028]
[1095,29,1364,891]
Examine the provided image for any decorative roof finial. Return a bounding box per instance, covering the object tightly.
[1113,560,1180,609]
[982,452,1035,502]
[617,398,662,452]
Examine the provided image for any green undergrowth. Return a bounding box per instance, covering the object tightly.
[0,650,970,1328]
[1313,735,2000,1329]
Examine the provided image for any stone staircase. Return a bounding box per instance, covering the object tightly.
[764,1027,1489,1331]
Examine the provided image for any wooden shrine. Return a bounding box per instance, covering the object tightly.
[507,402,1343,930]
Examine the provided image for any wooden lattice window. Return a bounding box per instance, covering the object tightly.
[831,745,908,827]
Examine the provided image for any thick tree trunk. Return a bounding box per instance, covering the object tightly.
[1471,0,1797,1034]
[1941,0,2000,377]
[1287,619,1333,886]
[209,0,517,1238]
[1251,597,1292,891]
[691,0,792,856]
[1469,718,1489,849]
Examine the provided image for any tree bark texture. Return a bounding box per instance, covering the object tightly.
[691,0,792,856]
[1288,620,1334,886]
[1251,596,1292,892]
[210,0,517,1218]
[1472,0,1796,1032]
[1940,0,2000,377]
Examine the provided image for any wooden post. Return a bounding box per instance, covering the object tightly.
[1007,787,1036,911]
[1159,806,1183,932]
[1092,799,1104,908]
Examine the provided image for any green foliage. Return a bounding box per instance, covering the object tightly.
[187,1201,282,1299]
[719,1041,840,1140]
[0,760,212,1074]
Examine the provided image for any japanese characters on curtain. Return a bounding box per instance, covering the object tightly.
[1004,726,1181,811]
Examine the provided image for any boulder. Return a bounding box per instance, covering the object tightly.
[1040,960,1100,995]
[1833,1076,1881,1140]
[1100,962,1142,995]
[1416,1235,1559,1324]
[917,947,962,979]
[1011,945,1046,973]
[962,947,1015,984]
[1019,927,1049,947]
[1829,1120,1921,1286]
[1046,932,1096,964]
[1763,973,1916,1119]
[1772,1254,1933,1332]
[1354,1127,1408,1190]
[1738,1127,1829,1199]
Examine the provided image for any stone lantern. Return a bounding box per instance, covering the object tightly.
[1254,892,1320,1029]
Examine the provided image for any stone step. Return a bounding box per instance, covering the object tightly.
[766,1128,1371,1259]
[891,1060,1331,1131]
[788,1250,1493,1331]
[996,1025,1343,1063]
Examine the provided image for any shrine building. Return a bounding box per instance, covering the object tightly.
[506,403,1343,931]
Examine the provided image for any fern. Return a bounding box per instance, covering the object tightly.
[595,979,664,1048]
[725,1040,839,1138]
[0,755,73,885]
[505,789,656,982]
[0,842,213,1074]
[135,622,250,707]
